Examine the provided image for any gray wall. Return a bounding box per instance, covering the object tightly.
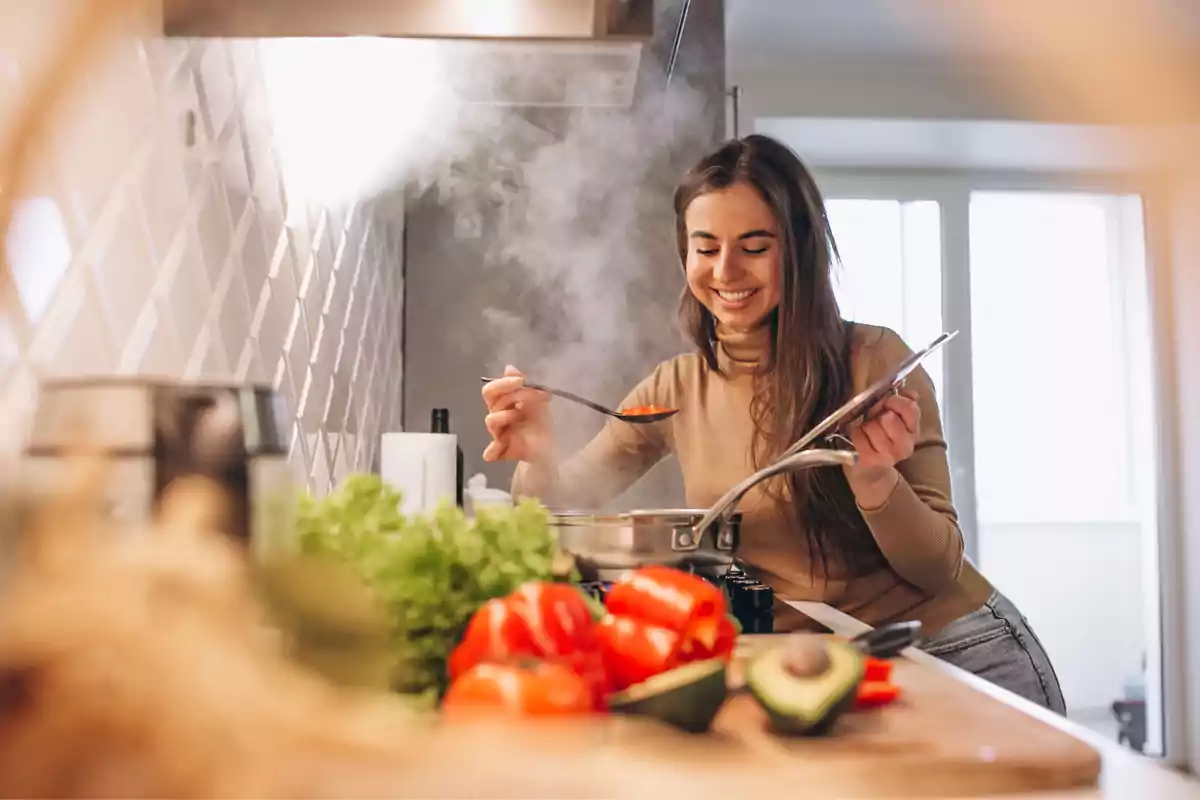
[403,0,726,508]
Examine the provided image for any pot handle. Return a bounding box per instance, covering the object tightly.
[670,526,702,552]
[691,449,858,538]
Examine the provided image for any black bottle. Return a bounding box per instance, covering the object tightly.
[430,408,464,507]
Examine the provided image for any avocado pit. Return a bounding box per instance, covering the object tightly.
[782,635,831,679]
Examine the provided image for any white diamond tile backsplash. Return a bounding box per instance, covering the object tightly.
[1,7,405,493]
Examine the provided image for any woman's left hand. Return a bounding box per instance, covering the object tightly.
[844,389,920,509]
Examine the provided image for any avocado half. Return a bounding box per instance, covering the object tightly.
[746,636,865,736]
[608,659,729,734]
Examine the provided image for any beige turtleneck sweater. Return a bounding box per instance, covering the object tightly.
[512,323,994,635]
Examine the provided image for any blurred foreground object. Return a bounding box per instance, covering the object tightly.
[0,453,699,797]
[942,0,1200,123]
[0,454,400,796]
[24,379,292,549]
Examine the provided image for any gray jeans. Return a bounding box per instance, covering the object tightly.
[920,591,1067,714]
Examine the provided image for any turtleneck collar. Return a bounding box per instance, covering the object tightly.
[715,321,772,374]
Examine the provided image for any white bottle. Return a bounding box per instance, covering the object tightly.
[464,473,512,517]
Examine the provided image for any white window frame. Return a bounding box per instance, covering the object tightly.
[815,167,1185,768]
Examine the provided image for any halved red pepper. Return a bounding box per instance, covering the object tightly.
[508,582,611,706]
[605,566,727,652]
[863,657,893,683]
[448,582,609,709]
[595,614,681,691]
[506,582,600,656]
[443,660,595,717]
[448,597,537,682]
[854,680,901,709]
[597,567,732,692]
[679,614,737,663]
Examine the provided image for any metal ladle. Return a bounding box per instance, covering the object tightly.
[479,376,678,424]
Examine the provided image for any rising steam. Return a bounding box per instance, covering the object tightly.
[259,35,717,415]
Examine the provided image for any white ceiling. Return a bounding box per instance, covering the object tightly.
[755,117,1200,172]
[725,0,1200,72]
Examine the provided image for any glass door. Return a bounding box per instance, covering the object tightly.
[968,190,1161,754]
[821,176,1165,758]
[825,198,946,400]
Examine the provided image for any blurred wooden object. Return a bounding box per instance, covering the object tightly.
[933,0,1200,128]
[0,1,132,334]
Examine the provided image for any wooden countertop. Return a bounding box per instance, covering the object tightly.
[787,600,1200,800]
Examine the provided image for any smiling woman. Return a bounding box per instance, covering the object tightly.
[683,185,781,324]
[480,133,1066,714]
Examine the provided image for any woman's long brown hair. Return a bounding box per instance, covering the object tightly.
[674,135,886,577]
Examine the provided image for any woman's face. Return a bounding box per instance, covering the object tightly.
[683,181,781,331]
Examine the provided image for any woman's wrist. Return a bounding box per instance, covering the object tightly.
[847,466,901,512]
[513,459,557,505]
[523,447,560,490]
[526,458,557,484]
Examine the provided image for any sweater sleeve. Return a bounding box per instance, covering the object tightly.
[511,366,671,508]
[856,332,965,594]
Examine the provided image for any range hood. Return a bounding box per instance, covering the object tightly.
[161,0,651,40]
[161,0,654,107]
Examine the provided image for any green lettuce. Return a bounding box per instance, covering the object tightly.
[293,474,565,698]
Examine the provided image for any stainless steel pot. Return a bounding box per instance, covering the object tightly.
[550,449,858,579]
[23,377,292,549]
[549,508,741,578]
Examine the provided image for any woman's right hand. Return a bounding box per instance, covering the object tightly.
[481,366,556,464]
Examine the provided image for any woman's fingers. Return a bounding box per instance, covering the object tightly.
[859,412,897,455]
[863,420,893,455]
[878,409,910,449]
[482,439,507,462]
[484,408,522,438]
[863,395,888,421]
[516,387,550,412]
[882,393,920,433]
[482,366,545,463]
[846,387,923,480]
[482,365,533,404]
[484,386,547,416]
[482,375,525,407]
[505,388,549,416]
[851,408,913,466]
[850,422,877,456]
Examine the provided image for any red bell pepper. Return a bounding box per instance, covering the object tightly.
[443,660,595,717]
[508,582,611,707]
[596,567,733,691]
[679,614,737,663]
[595,614,681,691]
[448,582,610,709]
[863,657,893,683]
[506,582,600,656]
[854,680,901,709]
[605,566,727,651]
[448,597,537,682]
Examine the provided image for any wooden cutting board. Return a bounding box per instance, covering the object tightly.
[691,634,1103,797]
[222,633,1102,799]
[378,635,1102,798]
